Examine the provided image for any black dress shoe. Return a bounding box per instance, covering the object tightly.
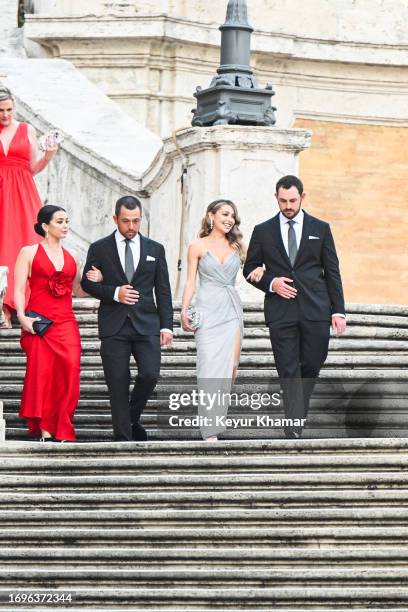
[132,423,148,441]
[284,428,301,439]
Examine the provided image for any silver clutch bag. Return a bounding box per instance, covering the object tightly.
[187,305,201,330]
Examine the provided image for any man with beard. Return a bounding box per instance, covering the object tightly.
[244,175,346,438]
[81,196,173,441]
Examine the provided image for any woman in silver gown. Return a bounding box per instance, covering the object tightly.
[181,200,263,441]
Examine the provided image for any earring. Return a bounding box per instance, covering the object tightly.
[209,219,214,231]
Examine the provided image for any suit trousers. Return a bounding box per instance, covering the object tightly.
[269,308,330,429]
[100,318,161,441]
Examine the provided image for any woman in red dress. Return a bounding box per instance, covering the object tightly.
[14,205,100,442]
[0,86,59,328]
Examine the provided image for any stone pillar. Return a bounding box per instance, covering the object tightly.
[0,0,25,57]
[0,267,8,326]
[144,125,311,302]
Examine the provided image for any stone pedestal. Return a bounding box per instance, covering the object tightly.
[143,125,311,302]
[0,267,8,326]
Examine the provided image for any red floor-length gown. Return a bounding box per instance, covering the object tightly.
[0,122,42,311]
[19,244,81,440]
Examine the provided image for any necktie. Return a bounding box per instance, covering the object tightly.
[124,239,135,282]
[288,220,298,266]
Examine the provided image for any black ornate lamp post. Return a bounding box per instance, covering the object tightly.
[192,0,276,127]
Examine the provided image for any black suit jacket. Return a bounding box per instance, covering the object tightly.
[81,232,173,338]
[243,211,345,324]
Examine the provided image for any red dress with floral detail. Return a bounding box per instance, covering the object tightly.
[19,244,81,441]
[0,122,42,311]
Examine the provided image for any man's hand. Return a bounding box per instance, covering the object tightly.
[332,316,346,336]
[118,285,139,305]
[86,266,103,283]
[246,266,265,283]
[271,277,297,299]
[160,331,173,347]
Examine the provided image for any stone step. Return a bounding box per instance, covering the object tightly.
[0,604,404,612]
[2,354,408,368]
[0,471,407,493]
[3,324,408,339]
[0,508,407,528]
[6,414,408,434]
[2,566,408,588]
[20,310,403,328]
[0,586,407,611]
[2,438,408,456]
[7,428,408,442]
[1,368,406,391]
[2,488,408,510]
[0,545,407,566]
[0,452,407,473]
[69,299,408,316]
[5,396,408,410]
[1,526,408,546]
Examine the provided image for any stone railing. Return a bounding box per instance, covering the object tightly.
[0,58,161,260]
[0,267,8,327]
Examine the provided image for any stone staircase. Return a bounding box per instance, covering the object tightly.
[0,301,408,609]
[0,299,407,441]
[0,439,408,610]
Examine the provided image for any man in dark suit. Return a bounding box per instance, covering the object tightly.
[243,175,346,438]
[81,196,173,441]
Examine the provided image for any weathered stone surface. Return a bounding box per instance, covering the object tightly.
[0,58,161,258]
[144,125,311,301]
[0,0,25,58]
[23,1,408,137]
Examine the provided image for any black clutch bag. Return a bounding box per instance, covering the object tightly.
[25,310,53,336]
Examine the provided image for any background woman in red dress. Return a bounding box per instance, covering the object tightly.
[14,205,101,442]
[0,86,59,328]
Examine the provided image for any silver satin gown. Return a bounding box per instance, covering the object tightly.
[194,250,244,438]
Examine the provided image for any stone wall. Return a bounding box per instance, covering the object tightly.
[0,0,25,57]
[296,119,408,306]
[24,0,408,137]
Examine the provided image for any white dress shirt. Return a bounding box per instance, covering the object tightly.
[279,209,303,255]
[113,230,173,334]
[269,210,303,292]
[269,211,345,319]
[115,229,140,272]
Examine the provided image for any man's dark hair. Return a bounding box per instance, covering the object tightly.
[115,196,142,217]
[275,175,304,196]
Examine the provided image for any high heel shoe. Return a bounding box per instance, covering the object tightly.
[39,435,55,443]
[205,436,218,442]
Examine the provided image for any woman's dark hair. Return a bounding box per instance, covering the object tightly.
[34,205,66,237]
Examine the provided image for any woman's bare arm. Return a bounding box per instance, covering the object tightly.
[181,243,201,332]
[27,124,58,176]
[14,246,40,334]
